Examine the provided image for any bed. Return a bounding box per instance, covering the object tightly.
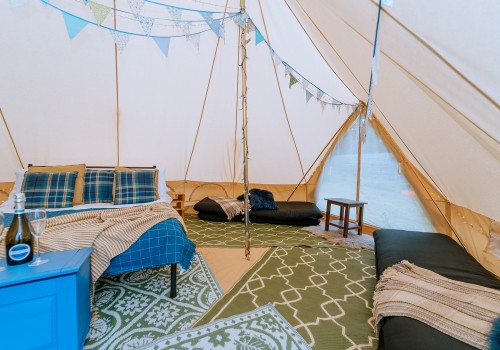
[194,196,323,226]
[0,165,196,298]
[374,229,500,350]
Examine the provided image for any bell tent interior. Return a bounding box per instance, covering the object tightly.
[0,0,499,349]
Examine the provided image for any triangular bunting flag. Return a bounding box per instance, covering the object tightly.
[127,0,144,16]
[181,22,192,36]
[219,23,225,41]
[246,20,255,33]
[153,37,171,57]
[89,1,111,26]
[167,7,182,20]
[110,30,130,53]
[284,65,291,77]
[201,12,213,25]
[275,55,282,67]
[320,100,327,111]
[187,33,201,51]
[289,73,298,88]
[82,0,89,5]
[305,90,313,103]
[136,15,154,36]
[316,88,324,101]
[268,47,275,58]
[203,14,221,37]
[255,29,265,45]
[302,80,309,91]
[233,13,247,28]
[62,12,88,40]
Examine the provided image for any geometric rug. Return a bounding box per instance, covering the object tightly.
[302,223,375,251]
[195,246,378,349]
[185,214,333,248]
[137,304,311,350]
[84,252,223,350]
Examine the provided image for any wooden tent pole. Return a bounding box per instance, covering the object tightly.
[240,0,250,260]
[356,111,363,202]
[113,0,120,166]
[0,108,24,168]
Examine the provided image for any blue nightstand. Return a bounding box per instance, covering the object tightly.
[0,248,93,350]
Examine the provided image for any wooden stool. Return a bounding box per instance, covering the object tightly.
[324,198,367,238]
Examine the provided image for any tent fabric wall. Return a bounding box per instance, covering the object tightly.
[286,0,500,222]
[1,1,498,273]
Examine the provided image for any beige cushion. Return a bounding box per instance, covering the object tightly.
[486,221,500,259]
[28,164,86,205]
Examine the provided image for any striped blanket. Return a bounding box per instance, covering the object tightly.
[373,260,500,349]
[0,202,184,284]
[209,197,245,220]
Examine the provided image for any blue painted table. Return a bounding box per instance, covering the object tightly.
[0,248,93,350]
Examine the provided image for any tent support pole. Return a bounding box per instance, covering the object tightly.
[356,112,363,203]
[0,107,24,168]
[240,0,250,260]
[113,0,120,166]
[232,26,242,197]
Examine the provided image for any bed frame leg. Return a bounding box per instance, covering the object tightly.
[170,264,177,298]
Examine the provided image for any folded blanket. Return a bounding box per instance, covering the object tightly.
[373,260,500,350]
[0,202,184,284]
[208,197,245,220]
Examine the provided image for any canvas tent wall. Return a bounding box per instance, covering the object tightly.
[0,1,499,275]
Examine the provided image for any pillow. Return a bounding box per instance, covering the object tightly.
[113,170,159,205]
[237,188,278,210]
[22,172,78,209]
[28,164,86,205]
[0,168,27,210]
[83,169,114,203]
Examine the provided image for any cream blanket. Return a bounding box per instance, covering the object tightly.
[209,197,245,220]
[1,202,184,284]
[373,260,500,349]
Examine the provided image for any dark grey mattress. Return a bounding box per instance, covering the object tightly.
[374,229,500,350]
[193,197,322,226]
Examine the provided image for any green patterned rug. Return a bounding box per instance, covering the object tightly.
[138,304,311,350]
[84,252,223,350]
[196,246,378,349]
[185,214,332,248]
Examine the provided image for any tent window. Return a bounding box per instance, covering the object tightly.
[316,120,435,232]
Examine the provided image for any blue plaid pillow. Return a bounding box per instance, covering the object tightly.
[22,172,78,209]
[113,170,159,205]
[83,169,114,203]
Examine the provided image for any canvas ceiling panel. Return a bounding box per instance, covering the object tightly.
[244,43,303,184]
[185,27,241,183]
[246,0,357,105]
[388,0,500,103]
[289,0,500,219]
[117,23,228,180]
[323,0,499,142]
[371,61,500,221]
[0,1,116,181]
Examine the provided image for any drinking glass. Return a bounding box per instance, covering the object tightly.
[28,209,48,266]
[0,211,4,271]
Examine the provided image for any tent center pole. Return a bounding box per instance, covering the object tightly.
[240,1,250,260]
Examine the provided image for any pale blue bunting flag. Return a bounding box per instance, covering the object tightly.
[305,90,313,103]
[255,29,265,45]
[153,37,171,57]
[62,12,88,39]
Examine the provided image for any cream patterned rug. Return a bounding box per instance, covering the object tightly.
[138,304,311,350]
[302,222,375,251]
[84,252,223,350]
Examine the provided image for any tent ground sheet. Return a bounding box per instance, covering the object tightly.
[195,246,378,349]
[84,252,223,350]
[185,214,332,248]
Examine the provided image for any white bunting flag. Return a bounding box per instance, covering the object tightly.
[110,30,130,53]
[302,79,309,91]
[127,0,144,16]
[187,33,201,51]
[320,100,327,111]
[167,7,182,20]
[137,15,154,36]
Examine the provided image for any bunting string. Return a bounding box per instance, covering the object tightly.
[31,0,358,111]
